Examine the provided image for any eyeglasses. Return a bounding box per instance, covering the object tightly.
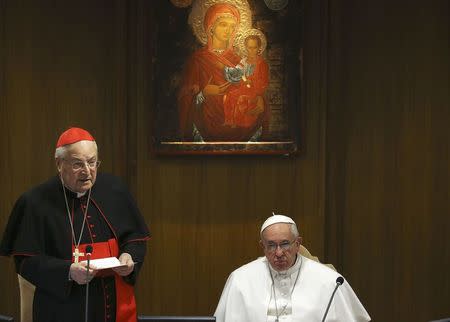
[264,239,297,253]
[63,158,101,171]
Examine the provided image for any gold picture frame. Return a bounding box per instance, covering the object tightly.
[151,0,303,155]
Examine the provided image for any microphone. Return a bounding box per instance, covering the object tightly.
[321,276,345,322]
[85,245,93,256]
[85,245,93,322]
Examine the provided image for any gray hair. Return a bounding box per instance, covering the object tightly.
[260,223,300,240]
[54,141,98,159]
[290,223,300,238]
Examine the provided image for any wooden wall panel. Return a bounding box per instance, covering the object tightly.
[326,1,449,321]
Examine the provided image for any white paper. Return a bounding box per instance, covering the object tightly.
[79,257,125,270]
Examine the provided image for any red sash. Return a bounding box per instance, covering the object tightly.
[73,239,137,322]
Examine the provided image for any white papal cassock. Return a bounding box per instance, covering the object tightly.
[214,255,371,322]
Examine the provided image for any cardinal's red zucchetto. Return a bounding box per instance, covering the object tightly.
[56,127,95,148]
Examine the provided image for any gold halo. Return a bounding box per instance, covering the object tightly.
[188,0,252,45]
[235,28,267,57]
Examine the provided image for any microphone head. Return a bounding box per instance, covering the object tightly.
[336,276,345,285]
[85,245,93,253]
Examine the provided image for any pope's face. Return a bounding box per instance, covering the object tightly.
[260,223,301,271]
[212,17,237,43]
[56,140,99,193]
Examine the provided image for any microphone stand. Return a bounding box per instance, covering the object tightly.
[85,245,93,322]
[321,276,345,322]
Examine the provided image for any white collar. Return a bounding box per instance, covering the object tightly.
[65,186,87,198]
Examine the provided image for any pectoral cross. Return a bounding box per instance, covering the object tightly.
[73,248,84,263]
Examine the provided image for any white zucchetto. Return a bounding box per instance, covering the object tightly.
[261,213,296,233]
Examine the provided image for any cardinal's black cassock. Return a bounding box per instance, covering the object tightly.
[0,173,150,322]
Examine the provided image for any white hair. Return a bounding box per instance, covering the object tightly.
[290,224,300,238]
[260,223,300,240]
[54,141,98,159]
